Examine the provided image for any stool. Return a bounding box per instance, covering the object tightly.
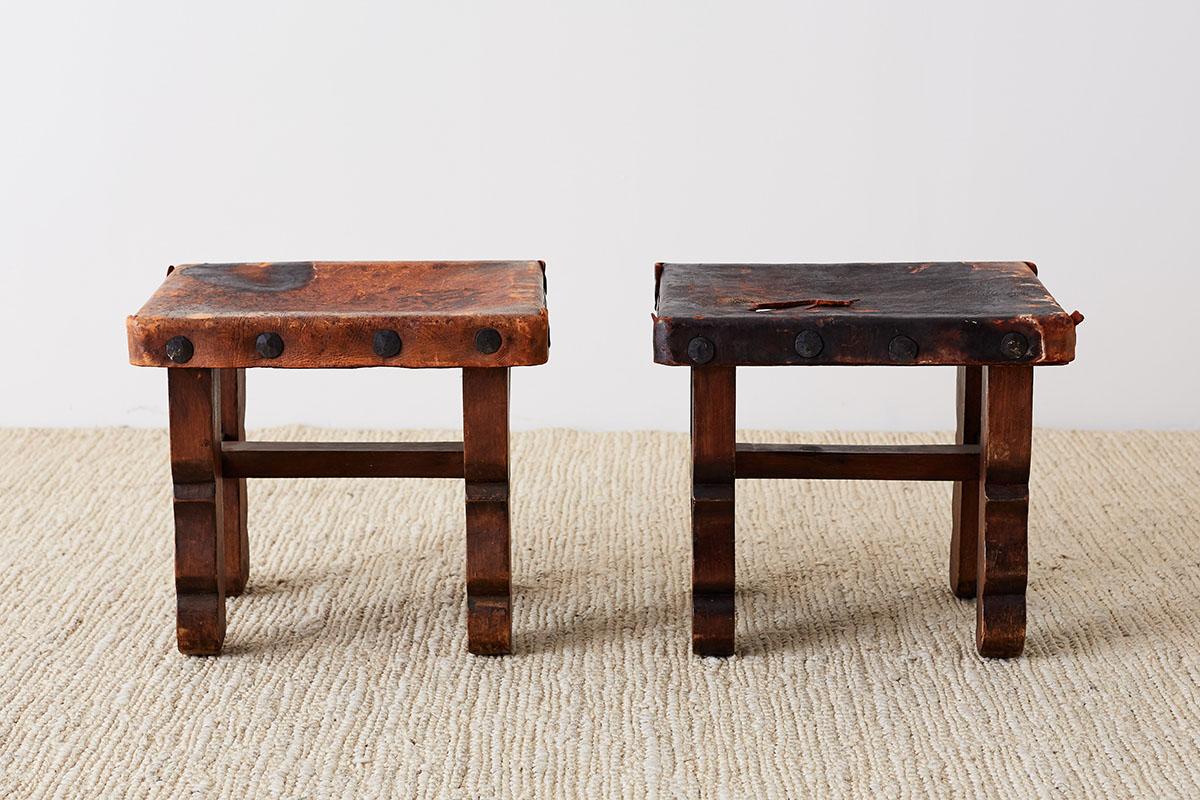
[127,260,549,656]
[652,261,1081,658]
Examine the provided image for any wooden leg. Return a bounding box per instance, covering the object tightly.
[975,365,1033,658]
[462,367,512,655]
[219,368,249,596]
[168,368,226,656]
[950,365,982,598]
[691,366,736,656]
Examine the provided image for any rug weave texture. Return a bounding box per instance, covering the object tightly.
[1,427,1198,798]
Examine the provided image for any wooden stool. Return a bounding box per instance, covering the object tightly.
[127,260,549,656]
[652,261,1081,658]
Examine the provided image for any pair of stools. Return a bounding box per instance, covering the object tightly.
[127,260,1080,658]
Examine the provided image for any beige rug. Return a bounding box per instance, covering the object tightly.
[1,427,1198,798]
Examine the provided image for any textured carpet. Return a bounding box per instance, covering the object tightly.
[1,427,1198,798]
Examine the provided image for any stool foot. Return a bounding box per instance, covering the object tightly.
[219,368,249,596]
[691,366,736,657]
[974,365,1032,659]
[950,366,982,599]
[177,593,226,656]
[467,595,512,656]
[169,369,226,656]
[693,593,735,657]
[463,368,512,656]
[976,593,1026,658]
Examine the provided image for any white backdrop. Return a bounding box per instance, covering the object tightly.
[2,2,1196,431]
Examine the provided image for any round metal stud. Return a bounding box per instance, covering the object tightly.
[373,329,403,358]
[794,329,824,359]
[1000,332,1030,360]
[888,334,919,362]
[165,336,193,364]
[255,332,285,359]
[687,336,715,365]
[475,327,502,355]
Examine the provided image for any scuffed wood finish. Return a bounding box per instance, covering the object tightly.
[691,366,736,656]
[222,441,465,479]
[219,368,249,597]
[950,366,983,598]
[975,365,1034,658]
[736,442,979,481]
[659,261,1075,658]
[463,368,512,655]
[653,262,1077,366]
[128,261,549,369]
[137,259,550,657]
[169,368,226,655]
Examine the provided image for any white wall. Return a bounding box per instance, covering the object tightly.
[2,1,1196,431]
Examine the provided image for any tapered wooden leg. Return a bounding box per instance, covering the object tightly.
[691,366,736,656]
[219,368,249,596]
[975,365,1033,658]
[462,367,511,655]
[168,368,226,656]
[950,365,982,598]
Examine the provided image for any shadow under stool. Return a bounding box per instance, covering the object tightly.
[127,260,550,656]
[652,261,1081,658]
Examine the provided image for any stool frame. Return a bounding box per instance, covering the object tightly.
[656,261,1078,659]
[131,260,548,657]
[689,363,1032,658]
[168,366,513,656]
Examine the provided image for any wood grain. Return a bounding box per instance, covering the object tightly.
[463,367,512,655]
[219,368,249,596]
[691,366,736,656]
[975,365,1033,658]
[950,366,983,598]
[168,368,225,655]
[657,262,1071,659]
[221,441,465,479]
[735,443,978,481]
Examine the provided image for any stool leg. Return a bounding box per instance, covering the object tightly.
[691,366,736,656]
[975,365,1033,658]
[168,368,226,656]
[950,365,982,598]
[219,368,249,596]
[462,367,512,655]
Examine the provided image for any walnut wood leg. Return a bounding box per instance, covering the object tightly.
[691,366,736,656]
[462,367,512,655]
[975,365,1033,658]
[168,368,226,656]
[219,368,249,596]
[950,365,982,598]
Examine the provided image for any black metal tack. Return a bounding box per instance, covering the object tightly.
[794,330,824,359]
[888,335,918,362]
[165,336,193,364]
[1000,332,1030,360]
[255,332,285,359]
[687,336,715,365]
[373,329,403,358]
[475,328,502,355]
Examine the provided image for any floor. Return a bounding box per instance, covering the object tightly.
[1,427,1197,798]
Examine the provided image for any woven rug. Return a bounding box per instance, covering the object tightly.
[1,427,1197,798]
